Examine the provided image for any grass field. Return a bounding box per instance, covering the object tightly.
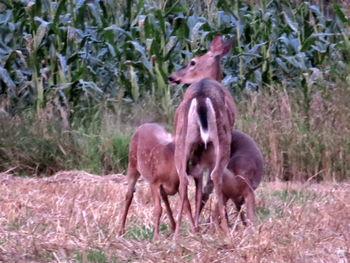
[0,171,349,262]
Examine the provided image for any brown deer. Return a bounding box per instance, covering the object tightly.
[197,130,264,226]
[168,35,236,236]
[117,123,195,241]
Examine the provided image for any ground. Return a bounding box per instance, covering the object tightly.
[0,171,349,263]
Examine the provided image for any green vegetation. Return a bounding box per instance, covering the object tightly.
[74,249,111,263]
[124,222,169,240]
[255,184,319,222]
[0,0,349,180]
[125,224,154,241]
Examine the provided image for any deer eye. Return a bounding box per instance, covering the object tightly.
[190,60,196,66]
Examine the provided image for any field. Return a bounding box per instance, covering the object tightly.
[0,171,349,262]
[1,0,350,262]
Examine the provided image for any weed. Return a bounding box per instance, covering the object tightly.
[125,224,154,241]
[81,136,103,174]
[256,207,271,222]
[159,222,168,232]
[0,0,350,181]
[7,217,25,232]
[104,132,131,174]
[272,189,317,204]
[74,249,109,263]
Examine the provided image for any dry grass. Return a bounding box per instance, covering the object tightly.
[0,171,349,263]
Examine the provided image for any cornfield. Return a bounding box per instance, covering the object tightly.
[0,0,350,180]
[0,1,350,262]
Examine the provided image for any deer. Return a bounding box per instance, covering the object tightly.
[168,35,236,237]
[194,130,264,227]
[117,123,195,241]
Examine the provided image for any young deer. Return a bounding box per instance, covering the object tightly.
[168,35,236,236]
[198,130,264,226]
[117,123,195,241]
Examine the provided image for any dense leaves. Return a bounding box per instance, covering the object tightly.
[0,0,349,117]
[0,0,349,178]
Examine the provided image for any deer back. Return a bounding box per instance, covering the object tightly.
[131,123,178,186]
[228,130,264,190]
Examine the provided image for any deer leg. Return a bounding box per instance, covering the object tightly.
[174,142,194,238]
[244,188,256,225]
[194,175,203,228]
[174,170,194,239]
[184,191,197,232]
[211,168,229,233]
[160,186,176,232]
[214,195,228,228]
[174,174,187,238]
[234,198,246,226]
[200,175,214,214]
[151,184,162,241]
[175,173,196,237]
[189,161,205,229]
[118,167,140,236]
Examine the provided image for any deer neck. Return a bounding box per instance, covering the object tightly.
[210,59,222,82]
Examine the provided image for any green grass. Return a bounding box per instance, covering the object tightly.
[125,224,154,241]
[74,249,110,263]
[124,222,170,241]
[7,217,25,232]
[255,182,321,222]
[256,206,271,221]
[272,189,317,204]
[73,249,125,263]
[1,79,350,181]
[0,0,349,181]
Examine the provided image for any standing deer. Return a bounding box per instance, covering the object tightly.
[196,130,264,226]
[117,123,195,241]
[168,35,236,237]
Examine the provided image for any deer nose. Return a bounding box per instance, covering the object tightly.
[168,75,181,84]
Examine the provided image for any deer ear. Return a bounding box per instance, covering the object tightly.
[209,35,224,54]
[209,35,232,57]
[221,38,233,56]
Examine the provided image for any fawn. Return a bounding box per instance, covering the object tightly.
[197,130,264,226]
[117,123,195,240]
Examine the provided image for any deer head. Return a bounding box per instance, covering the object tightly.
[168,35,232,84]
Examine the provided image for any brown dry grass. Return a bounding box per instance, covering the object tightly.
[0,171,349,263]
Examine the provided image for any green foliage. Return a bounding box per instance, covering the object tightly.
[0,107,132,175]
[0,0,349,179]
[105,132,131,172]
[7,217,25,231]
[272,189,317,204]
[81,135,103,174]
[256,186,319,222]
[237,80,350,181]
[1,0,349,114]
[74,249,111,263]
[256,206,271,221]
[0,113,69,175]
[125,224,154,240]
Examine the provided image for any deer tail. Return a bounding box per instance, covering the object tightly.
[188,97,215,148]
[198,98,216,148]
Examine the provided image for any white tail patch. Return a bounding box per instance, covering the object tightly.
[199,120,209,149]
[201,97,216,149]
[155,130,173,145]
[199,98,215,149]
[188,98,198,121]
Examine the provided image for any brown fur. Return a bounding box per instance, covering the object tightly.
[117,123,194,240]
[199,130,264,225]
[168,35,236,236]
